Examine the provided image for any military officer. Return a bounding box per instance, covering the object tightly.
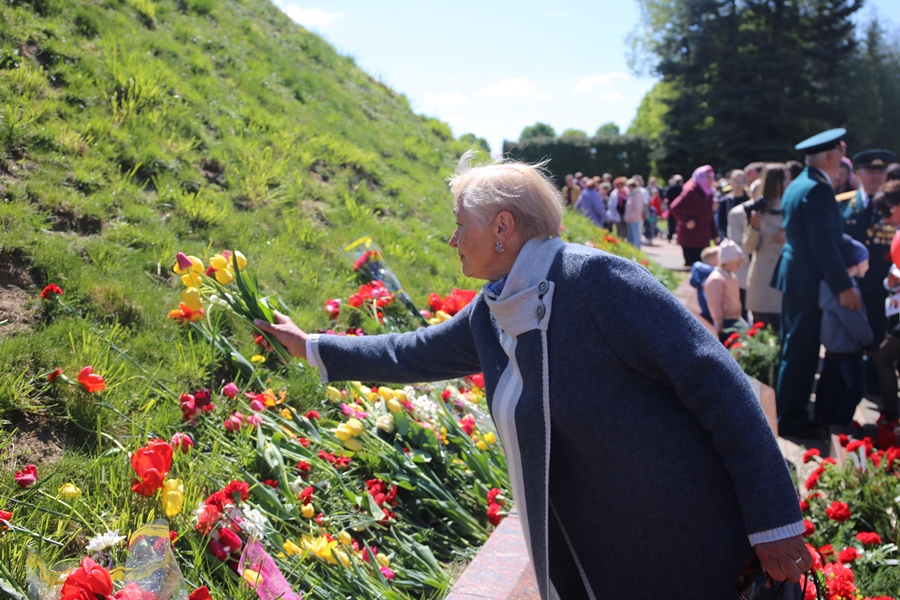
[773,128,859,438]
[837,149,897,342]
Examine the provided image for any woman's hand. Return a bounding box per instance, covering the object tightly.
[749,210,763,229]
[686,219,696,230]
[753,536,812,582]
[253,311,308,359]
[772,230,787,245]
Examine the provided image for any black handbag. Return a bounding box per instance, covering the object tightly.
[734,554,824,600]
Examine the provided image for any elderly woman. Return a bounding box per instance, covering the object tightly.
[670,165,720,266]
[256,153,810,599]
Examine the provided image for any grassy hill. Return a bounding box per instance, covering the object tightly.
[0,0,667,596]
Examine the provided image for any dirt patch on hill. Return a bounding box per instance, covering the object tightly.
[0,252,38,339]
[1,414,67,472]
[49,208,102,235]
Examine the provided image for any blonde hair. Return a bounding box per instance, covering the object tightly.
[448,150,564,240]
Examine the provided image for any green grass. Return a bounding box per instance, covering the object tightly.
[0,0,671,596]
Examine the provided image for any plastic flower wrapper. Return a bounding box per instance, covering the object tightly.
[25,550,77,600]
[238,540,301,600]
[118,521,187,600]
[342,236,427,326]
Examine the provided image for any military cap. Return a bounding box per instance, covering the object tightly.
[794,128,846,155]
[852,149,896,170]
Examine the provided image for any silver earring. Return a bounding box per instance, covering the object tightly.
[494,241,504,253]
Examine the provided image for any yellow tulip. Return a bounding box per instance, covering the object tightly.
[209,254,228,270]
[378,387,394,401]
[280,408,293,420]
[345,418,364,437]
[335,424,352,441]
[386,398,402,413]
[343,438,362,453]
[435,310,451,322]
[250,354,266,363]
[301,534,338,564]
[333,548,351,567]
[181,287,202,311]
[187,256,204,273]
[476,440,488,451]
[338,530,352,546]
[242,568,263,588]
[180,272,202,288]
[326,386,342,402]
[366,392,379,403]
[484,431,497,445]
[58,483,81,500]
[283,540,303,556]
[215,267,234,285]
[376,553,390,567]
[393,389,407,401]
[161,478,184,517]
[233,250,247,270]
[301,504,315,519]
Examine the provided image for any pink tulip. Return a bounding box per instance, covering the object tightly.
[222,382,240,398]
[224,413,244,432]
[250,399,265,412]
[172,432,194,453]
[246,414,263,428]
[176,252,193,270]
[14,465,37,488]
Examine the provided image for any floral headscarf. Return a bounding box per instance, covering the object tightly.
[692,165,714,196]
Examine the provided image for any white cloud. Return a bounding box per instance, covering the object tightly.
[440,114,473,133]
[476,78,551,99]
[573,72,629,93]
[418,91,471,113]
[280,6,344,28]
[547,11,570,17]
[597,92,625,102]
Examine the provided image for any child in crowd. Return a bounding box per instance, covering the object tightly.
[815,235,874,433]
[703,239,746,341]
[689,245,718,324]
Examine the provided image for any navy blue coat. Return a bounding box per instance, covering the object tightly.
[313,243,802,598]
[773,167,853,300]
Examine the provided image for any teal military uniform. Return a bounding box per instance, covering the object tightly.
[839,189,895,340]
[773,163,854,434]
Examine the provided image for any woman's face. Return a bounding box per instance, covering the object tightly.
[885,203,900,227]
[449,204,498,280]
[835,164,849,188]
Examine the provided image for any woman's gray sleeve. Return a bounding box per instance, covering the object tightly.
[312,301,482,384]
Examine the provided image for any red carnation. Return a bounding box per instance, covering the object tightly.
[802,519,815,537]
[846,440,866,453]
[802,448,820,463]
[837,547,859,563]
[296,461,311,474]
[855,531,882,546]
[825,501,851,522]
[47,368,63,382]
[819,544,834,560]
[299,486,314,505]
[223,480,249,503]
[131,439,173,496]
[40,284,63,299]
[487,503,503,526]
[0,510,12,527]
[304,410,320,420]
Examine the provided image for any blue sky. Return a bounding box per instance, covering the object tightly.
[274,0,900,156]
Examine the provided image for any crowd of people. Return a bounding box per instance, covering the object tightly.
[563,134,900,440]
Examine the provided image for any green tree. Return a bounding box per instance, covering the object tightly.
[845,18,900,153]
[629,0,862,174]
[520,122,556,140]
[459,132,491,154]
[595,122,621,136]
[627,81,674,138]
[560,128,588,140]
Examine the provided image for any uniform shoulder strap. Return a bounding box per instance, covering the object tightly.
[835,190,856,202]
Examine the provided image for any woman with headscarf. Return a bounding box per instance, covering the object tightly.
[670,165,720,266]
[256,152,810,599]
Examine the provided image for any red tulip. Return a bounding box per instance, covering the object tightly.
[77,366,105,393]
[60,557,113,600]
[40,284,63,299]
[14,464,37,488]
[218,527,242,553]
[171,432,193,453]
[131,439,174,497]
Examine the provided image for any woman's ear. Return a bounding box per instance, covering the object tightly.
[495,211,516,239]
